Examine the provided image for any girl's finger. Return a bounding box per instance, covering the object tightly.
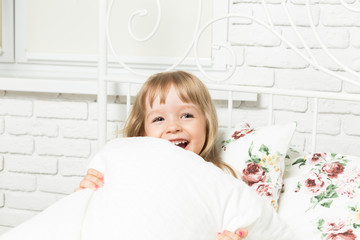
[223,230,242,240]
[216,230,242,240]
[84,174,104,187]
[235,228,248,238]
[216,232,233,240]
[218,236,233,240]
[79,179,99,191]
[87,169,104,180]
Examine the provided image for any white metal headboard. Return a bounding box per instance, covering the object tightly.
[97,0,360,154]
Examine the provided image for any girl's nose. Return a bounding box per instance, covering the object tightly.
[166,119,182,133]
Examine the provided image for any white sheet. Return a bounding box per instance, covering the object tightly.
[1,137,295,240]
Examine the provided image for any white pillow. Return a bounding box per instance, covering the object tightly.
[279,151,360,239]
[217,122,296,210]
[85,137,294,240]
[1,137,295,240]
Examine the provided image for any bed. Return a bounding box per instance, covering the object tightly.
[2,0,360,239]
[96,1,360,239]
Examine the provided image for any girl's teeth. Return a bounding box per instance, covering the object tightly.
[172,141,188,149]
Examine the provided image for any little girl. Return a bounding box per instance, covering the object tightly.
[78,70,246,240]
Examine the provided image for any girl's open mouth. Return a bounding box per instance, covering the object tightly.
[173,140,189,149]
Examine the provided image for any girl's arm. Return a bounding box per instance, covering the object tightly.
[75,169,104,191]
[216,229,248,240]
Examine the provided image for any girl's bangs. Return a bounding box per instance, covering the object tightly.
[146,79,194,108]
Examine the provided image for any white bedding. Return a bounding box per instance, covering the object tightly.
[279,150,360,239]
[1,137,294,240]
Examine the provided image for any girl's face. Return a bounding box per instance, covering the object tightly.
[144,85,207,155]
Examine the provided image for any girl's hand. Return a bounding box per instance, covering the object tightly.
[216,228,248,240]
[75,169,104,192]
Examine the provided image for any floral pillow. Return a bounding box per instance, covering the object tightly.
[217,122,296,210]
[279,151,360,239]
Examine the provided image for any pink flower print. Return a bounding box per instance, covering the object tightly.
[324,219,346,232]
[322,162,345,179]
[307,153,327,164]
[344,166,360,183]
[231,123,254,140]
[305,172,325,194]
[325,229,357,240]
[256,184,273,197]
[241,162,266,186]
[336,181,356,199]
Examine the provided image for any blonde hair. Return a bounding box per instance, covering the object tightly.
[123,71,236,177]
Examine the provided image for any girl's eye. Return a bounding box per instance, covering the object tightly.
[181,113,194,119]
[152,116,164,122]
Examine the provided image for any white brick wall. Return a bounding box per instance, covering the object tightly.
[0,156,3,171]
[0,136,34,154]
[0,120,4,134]
[343,115,360,136]
[0,209,37,227]
[36,138,91,157]
[1,0,360,235]
[59,157,90,176]
[6,117,58,137]
[311,48,360,71]
[352,29,360,48]
[0,192,4,207]
[229,66,274,86]
[0,92,123,233]
[246,47,310,68]
[275,69,342,91]
[0,173,37,191]
[6,155,58,174]
[6,192,61,211]
[35,100,87,120]
[282,27,349,49]
[273,96,308,112]
[321,5,360,26]
[252,4,320,26]
[318,99,360,115]
[0,99,32,117]
[229,25,282,47]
